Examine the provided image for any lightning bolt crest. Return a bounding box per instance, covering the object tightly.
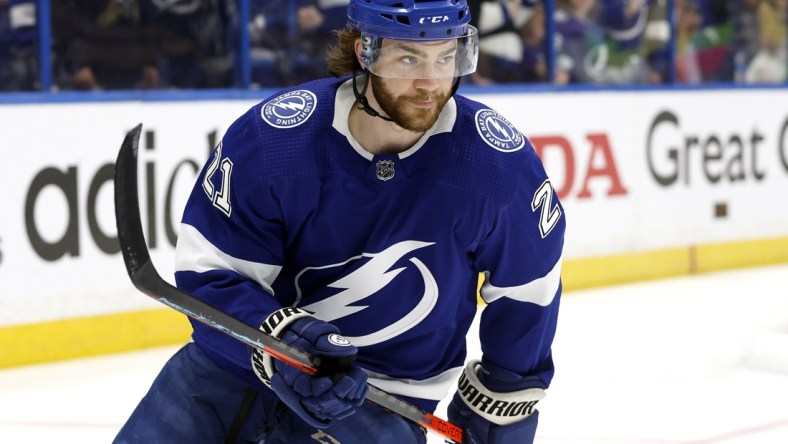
[488,117,509,140]
[301,241,434,322]
[275,100,305,112]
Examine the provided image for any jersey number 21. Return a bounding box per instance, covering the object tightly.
[202,142,234,217]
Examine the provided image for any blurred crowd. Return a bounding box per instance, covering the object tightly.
[1,0,239,91]
[1,0,786,92]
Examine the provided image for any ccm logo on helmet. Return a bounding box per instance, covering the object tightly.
[419,15,449,24]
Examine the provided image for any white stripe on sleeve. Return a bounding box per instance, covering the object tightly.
[175,223,282,295]
[480,255,562,306]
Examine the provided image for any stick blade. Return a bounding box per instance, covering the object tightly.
[111,123,324,376]
[114,124,151,281]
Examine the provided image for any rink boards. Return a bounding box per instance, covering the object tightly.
[1,87,787,367]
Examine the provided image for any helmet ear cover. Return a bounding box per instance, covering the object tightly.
[359,33,379,70]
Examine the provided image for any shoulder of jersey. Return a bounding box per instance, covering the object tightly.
[454,95,530,157]
[256,78,339,131]
[222,78,343,179]
[436,95,543,202]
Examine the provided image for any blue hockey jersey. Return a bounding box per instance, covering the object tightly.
[174,76,565,413]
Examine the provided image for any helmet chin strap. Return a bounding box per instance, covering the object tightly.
[352,70,394,122]
[351,69,463,124]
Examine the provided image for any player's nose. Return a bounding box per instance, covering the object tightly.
[413,77,439,93]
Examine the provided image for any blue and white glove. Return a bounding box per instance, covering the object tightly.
[251,307,368,428]
[448,359,546,444]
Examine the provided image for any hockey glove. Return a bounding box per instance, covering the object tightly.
[448,359,546,444]
[251,307,368,429]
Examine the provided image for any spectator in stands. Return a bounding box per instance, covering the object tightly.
[596,0,670,83]
[730,0,762,72]
[675,0,703,83]
[678,0,734,82]
[598,0,648,82]
[145,0,239,89]
[298,0,350,82]
[0,0,37,91]
[248,0,340,87]
[552,0,670,85]
[520,1,548,83]
[248,0,290,87]
[744,0,787,83]
[470,0,537,84]
[51,0,160,90]
[554,0,606,84]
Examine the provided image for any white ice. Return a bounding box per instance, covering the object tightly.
[1,263,787,443]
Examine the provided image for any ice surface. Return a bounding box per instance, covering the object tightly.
[1,264,787,443]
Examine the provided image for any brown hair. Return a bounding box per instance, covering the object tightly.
[326,26,363,77]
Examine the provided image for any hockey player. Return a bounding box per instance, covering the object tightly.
[114,0,564,443]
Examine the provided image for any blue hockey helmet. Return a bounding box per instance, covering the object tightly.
[347,0,479,79]
[348,0,472,40]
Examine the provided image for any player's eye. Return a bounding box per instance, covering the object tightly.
[400,56,417,65]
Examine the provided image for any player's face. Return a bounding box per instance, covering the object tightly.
[369,40,456,132]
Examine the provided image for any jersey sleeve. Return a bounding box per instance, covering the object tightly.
[173,109,286,386]
[473,145,566,388]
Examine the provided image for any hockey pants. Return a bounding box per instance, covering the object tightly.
[113,342,426,444]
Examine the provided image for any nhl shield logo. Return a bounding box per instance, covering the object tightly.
[376,160,395,181]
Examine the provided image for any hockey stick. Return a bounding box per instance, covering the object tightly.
[114,124,464,444]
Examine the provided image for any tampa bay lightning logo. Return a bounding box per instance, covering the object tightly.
[293,241,438,347]
[261,90,317,128]
[475,109,525,152]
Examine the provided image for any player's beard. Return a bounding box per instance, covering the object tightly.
[371,76,451,133]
